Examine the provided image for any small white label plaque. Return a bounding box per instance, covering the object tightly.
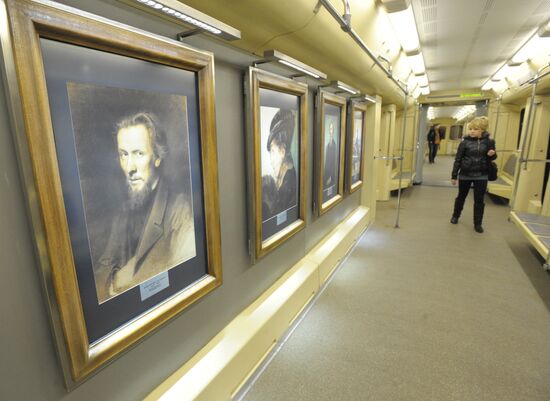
[276,210,287,225]
[140,271,169,301]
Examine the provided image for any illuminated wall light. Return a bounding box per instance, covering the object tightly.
[278,60,320,79]
[337,84,358,95]
[261,50,326,80]
[127,0,240,40]
[362,94,377,104]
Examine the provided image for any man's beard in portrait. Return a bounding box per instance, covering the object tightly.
[127,182,154,211]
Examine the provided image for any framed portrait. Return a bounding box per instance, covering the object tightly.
[316,90,346,215]
[346,101,367,193]
[245,67,308,261]
[1,0,222,385]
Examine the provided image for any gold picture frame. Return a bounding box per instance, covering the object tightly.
[316,90,347,215]
[245,67,308,261]
[0,0,222,385]
[346,100,367,193]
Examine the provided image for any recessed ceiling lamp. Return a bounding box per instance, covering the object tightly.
[381,0,429,91]
[123,0,241,41]
[415,74,429,87]
[380,0,419,53]
[406,49,426,75]
[482,19,550,90]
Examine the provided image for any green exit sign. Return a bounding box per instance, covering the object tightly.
[460,93,483,98]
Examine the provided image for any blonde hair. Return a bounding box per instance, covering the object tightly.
[467,116,489,131]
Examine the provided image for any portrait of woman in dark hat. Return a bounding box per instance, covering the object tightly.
[261,108,298,222]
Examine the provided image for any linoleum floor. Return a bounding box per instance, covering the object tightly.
[240,166,550,401]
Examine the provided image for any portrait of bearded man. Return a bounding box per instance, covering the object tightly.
[96,112,196,301]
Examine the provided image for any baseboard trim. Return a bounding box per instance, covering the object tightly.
[144,206,371,401]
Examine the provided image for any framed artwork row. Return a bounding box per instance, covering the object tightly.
[1,0,371,386]
[245,68,371,260]
[1,0,222,385]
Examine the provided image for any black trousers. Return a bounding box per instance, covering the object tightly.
[428,142,439,163]
[453,179,488,225]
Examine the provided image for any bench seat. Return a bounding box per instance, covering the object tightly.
[509,210,550,269]
[487,153,517,199]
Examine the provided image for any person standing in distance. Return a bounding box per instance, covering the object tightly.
[450,116,496,233]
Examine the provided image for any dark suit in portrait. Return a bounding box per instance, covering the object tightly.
[95,112,195,302]
[323,121,338,200]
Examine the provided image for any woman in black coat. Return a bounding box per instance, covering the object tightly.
[450,116,496,233]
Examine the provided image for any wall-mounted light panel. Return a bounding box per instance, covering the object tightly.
[261,50,327,80]
[329,80,359,95]
[120,0,241,41]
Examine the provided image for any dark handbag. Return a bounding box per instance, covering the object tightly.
[487,160,498,181]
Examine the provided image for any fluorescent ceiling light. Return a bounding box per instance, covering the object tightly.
[511,34,550,64]
[454,105,476,121]
[492,65,510,81]
[415,74,428,87]
[407,51,426,75]
[492,79,509,94]
[412,86,421,98]
[427,106,434,119]
[406,72,417,89]
[385,5,420,53]
[420,86,430,95]
[124,0,241,40]
[481,80,492,91]
[482,20,550,89]
[263,50,327,80]
[331,80,359,95]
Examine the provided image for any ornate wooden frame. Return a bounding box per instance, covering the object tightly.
[245,67,308,260]
[0,0,222,385]
[316,90,347,215]
[347,100,368,193]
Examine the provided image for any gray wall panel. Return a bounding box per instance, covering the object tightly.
[0,1,361,400]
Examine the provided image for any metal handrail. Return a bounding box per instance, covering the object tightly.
[374,156,403,160]
[318,0,407,95]
[519,159,550,163]
[511,64,549,206]
[493,96,502,143]
[395,93,408,228]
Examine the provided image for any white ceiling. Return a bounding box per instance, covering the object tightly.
[413,0,550,92]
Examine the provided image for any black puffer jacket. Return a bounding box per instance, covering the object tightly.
[451,132,496,179]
